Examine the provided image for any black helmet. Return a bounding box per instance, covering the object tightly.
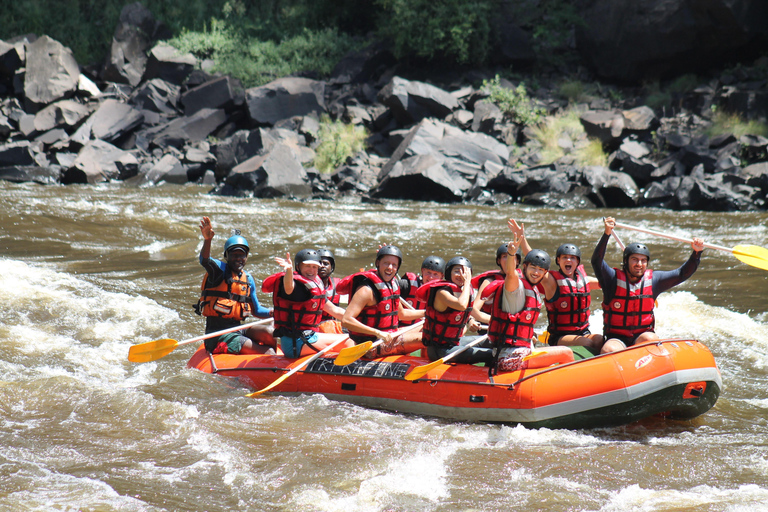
[295,249,321,271]
[623,242,651,268]
[523,249,551,269]
[376,245,402,270]
[496,243,522,267]
[421,255,445,274]
[556,243,581,261]
[317,248,335,272]
[444,256,472,277]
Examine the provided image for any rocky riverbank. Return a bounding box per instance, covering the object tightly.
[1,2,767,211]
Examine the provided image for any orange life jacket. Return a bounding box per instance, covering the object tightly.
[197,271,252,320]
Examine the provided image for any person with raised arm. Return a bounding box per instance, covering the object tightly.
[196,216,274,355]
[591,216,705,353]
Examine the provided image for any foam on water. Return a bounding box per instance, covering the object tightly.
[596,483,768,512]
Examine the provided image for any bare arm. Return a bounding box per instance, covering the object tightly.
[199,216,214,261]
[275,252,294,295]
[504,233,522,293]
[342,286,393,342]
[322,300,345,320]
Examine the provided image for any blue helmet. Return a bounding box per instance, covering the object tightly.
[224,234,249,257]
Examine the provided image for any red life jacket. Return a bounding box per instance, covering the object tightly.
[197,270,252,320]
[338,270,400,338]
[400,271,425,325]
[418,280,474,347]
[545,265,591,333]
[471,269,505,314]
[602,269,655,338]
[482,273,543,348]
[321,276,342,321]
[262,272,326,333]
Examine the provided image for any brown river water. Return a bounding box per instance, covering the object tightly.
[1,181,767,511]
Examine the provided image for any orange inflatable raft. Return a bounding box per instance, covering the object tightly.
[187,338,721,429]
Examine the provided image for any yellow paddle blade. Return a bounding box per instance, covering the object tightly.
[245,373,290,397]
[537,331,551,345]
[127,338,179,363]
[333,341,372,366]
[523,349,545,361]
[733,245,768,271]
[403,359,443,381]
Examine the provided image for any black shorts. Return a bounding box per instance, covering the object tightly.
[547,328,591,346]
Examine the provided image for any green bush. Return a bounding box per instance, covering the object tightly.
[482,75,545,126]
[170,24,361,87]
[706,111,768,138]
[313,116,368,174]
[529,108,607,166]
[375,0,494,65]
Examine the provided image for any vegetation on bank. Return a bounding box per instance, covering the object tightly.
[313,116,368,174]
[1,0,580,85]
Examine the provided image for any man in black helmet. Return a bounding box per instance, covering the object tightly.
[592,217,705,353]
[197,216,274,355]
[317,248,345,334]
[340,245,424,357]
[399,255,445,326]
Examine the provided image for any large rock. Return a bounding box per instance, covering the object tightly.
[576,0,768,81]
[142,44,196,85]
[23,36,80,112]
[33,100,93,133]
[102,2,168,86]
[0,165,59,184]
[245,77,326,126]
[374,118,508,201]
[88,99,145,143]
[181,76,241,115]
[211,129,264,177]
[130,79,180,114]
[142,108,227,148]
[378,76,459,125]
[0,39,25,77]
[65,139,138,184]
[582,165,640,207]
[220,143,311,197]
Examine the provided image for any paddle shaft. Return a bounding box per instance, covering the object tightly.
[247,335,350,397]
[177,318,272,347]
[438,334,489,364]
[614,221,732,253]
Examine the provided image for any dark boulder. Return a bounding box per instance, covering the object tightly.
[65,139,138,184]
[220,143,311,197]
[32,99,92,133]
[211,129,264,178]
[0,164,59,184]
[89,99,145,143]
[579,110,624,146]
[102,2,169,86]
[582,165,640,207]
[142,154,188,185]
[142,44,196,85]
[378,76,459,126]
[372,153,472,202]
[142,108,226,148]
[130,79,181,115]
[181,76,242,115]
[245,77,326,126]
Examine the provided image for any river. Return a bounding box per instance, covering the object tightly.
[1,181,767,511]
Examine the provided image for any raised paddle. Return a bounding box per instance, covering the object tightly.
[615,220,768,271]
[128,318,273,363]
[245,335,351,397]
[333,320,425,366]
[404,334,489,381]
